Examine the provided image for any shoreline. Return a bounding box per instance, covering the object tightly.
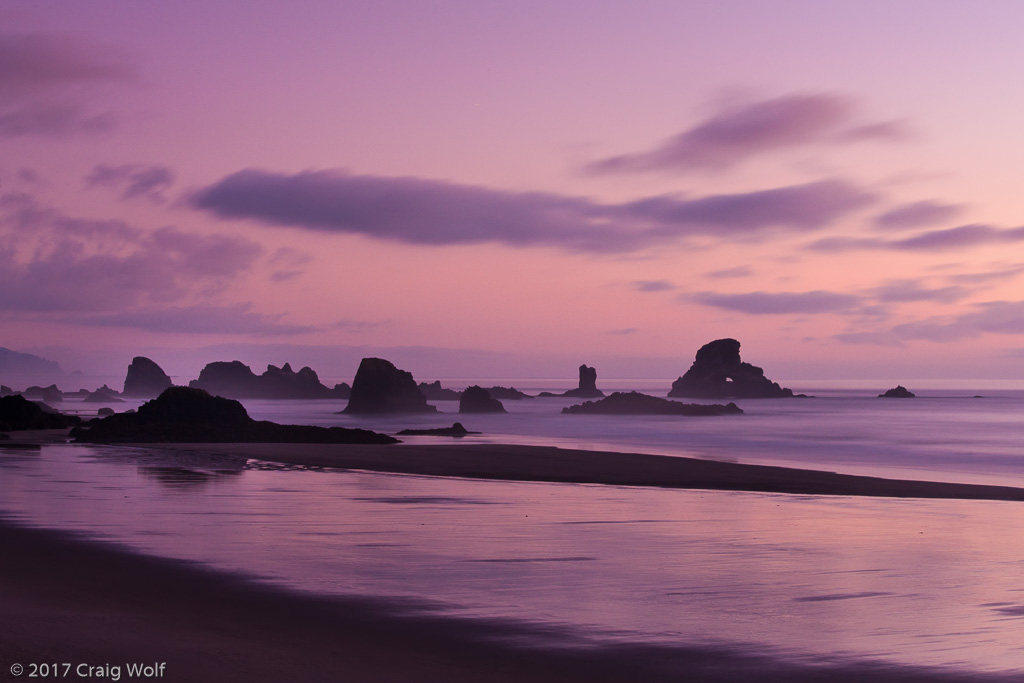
[0,518,1013,683]
[132,441,1024,501]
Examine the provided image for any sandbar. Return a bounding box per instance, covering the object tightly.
[136,441,1024,501]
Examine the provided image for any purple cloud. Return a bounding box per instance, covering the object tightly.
[80,304,316,336]
[626,180,874,235]
[837,301,1024,346]
[894,225,1024,250]
[808,224,1024,253]
[192,169,874,252]
[690,290,862,315]
[0,194,263,313]
[0,33,133,93]
[870,280,968,304]
[0,32,135,137]
[873,200,964,230]
[86,164,175,203]
[634,280,675,292]
[586,93,909,173]
[947,265,1024,285]
[705,266,753,279]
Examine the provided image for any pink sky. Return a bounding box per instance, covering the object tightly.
[4,1,1024,383]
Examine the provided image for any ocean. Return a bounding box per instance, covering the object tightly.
[3,380,1024,678]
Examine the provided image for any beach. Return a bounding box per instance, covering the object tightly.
[1,515,1013,683]
[4,437,1024,681]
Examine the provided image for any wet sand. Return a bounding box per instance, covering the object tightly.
[0,519,1012,683]
[5,437,1024,681]
[140,442,1024,501]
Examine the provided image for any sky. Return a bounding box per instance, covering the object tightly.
[4,1,1024,384]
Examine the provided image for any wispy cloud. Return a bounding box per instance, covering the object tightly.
[79,303,316,336]
[585,92,909,174]
[85,164,175,203]
[946,264,1024,285]
[633,280,675,292]
[705,266,753,279]
[873,200,964,230]
[869,280,968,304]
[689,290,863,315]
[0,194,263,313]
[192,169,874,253]
[808,224,1024,253]
[0,32,136,137]
[837,301,1024,346]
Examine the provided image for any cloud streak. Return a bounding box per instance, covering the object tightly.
[0,194,263,314]
[585,93,909,173]
[837,301,1024,346]
[80,303,316,336]
[86,164,175,203]
[809,224,1024,253]
[192,169,874,253]
[0,32,136,137]
[873,200,964,230]
[690,290,863,315]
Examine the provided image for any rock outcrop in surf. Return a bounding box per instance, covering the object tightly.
[539,364,606,398]
[459,385,506,413]
[485,386,533,400]
[397,422,480,437]
[84,385,124,403]
[122,357,173,397]
[669,339,795,399]
[418,381,461,400]
[879,385,915,398]
[562,391,743,416]
[342,358,438,414]
[189,360,345,399]
[73,387,397,444]
[0,394,82,431]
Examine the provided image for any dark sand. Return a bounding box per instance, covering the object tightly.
[3,438,1024,681]
[142,441,1024,500]
[0,520,1012,683]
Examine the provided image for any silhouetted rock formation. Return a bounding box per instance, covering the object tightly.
[97,407,116,417]
[538,364,606,398]
[342,358,438,414]
[73,387,397,444]
[879,385,916,398]
[188,361,259,396]
[562,392,743,416]
[563,364,605,398]
[397,422,480,437]
[0,385,12,396]
[0,394,81,431]
[418,380,461,400]
[123,357,173,397]
[669,339,795,399]
[22,384,64,403]
[459,386,506,413]
[84,385,124,402]
[189,360,344,399]
[485,386,533,400]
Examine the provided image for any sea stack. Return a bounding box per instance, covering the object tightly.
[342,358,438,414]
[459,386,506,413]
[122,357,173,397]
[562,364,605,398]
[669,338,794,399]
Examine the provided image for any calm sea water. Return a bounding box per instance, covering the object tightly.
[5,381,1024,677]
